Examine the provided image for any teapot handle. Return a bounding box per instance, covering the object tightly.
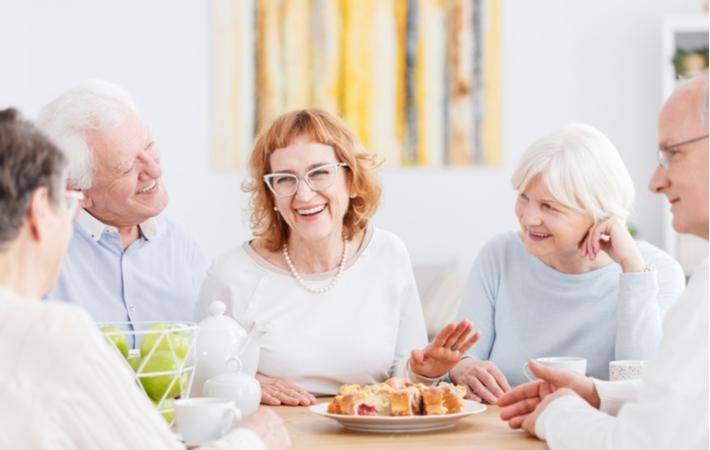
[225,356,243,373]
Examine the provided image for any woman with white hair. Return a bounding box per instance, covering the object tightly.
[449,123,685,404]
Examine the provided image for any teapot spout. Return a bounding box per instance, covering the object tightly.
[238,324,265,355]
[236,324,264,376]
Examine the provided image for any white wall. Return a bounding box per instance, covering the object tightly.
[0,0,703,270]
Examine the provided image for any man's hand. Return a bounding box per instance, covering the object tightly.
[498,359,600,434]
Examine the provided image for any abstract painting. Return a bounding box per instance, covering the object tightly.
[210,0,501,168]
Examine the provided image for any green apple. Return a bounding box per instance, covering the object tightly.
[100,325,129,358]
[139,351,186,401]
[152,397,175,424]
[127,354,142,372]
[140,323,189,360]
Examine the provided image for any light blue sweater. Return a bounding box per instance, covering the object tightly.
[457,231,685,386]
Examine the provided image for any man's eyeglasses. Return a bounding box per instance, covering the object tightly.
[657,134,708,169]
[263,162,348,198]
[64,190,84,216]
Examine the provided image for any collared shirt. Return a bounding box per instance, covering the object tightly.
[48,209,210,334]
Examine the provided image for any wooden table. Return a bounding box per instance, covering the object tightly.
[268,399,548,450]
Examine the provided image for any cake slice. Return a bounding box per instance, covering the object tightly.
[437,382,467,413]
[421,386,446,415]
[327,391,380,416]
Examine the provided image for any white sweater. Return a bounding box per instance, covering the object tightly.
[536,258,709,450]
[0,286,265,450]
[196,227,429,395]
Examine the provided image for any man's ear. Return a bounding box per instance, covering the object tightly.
[79,189,93,209]
[26,187,51,241]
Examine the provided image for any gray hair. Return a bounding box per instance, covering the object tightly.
[0,108,67,249]
[512,123,635,223]
[37,80,137,190]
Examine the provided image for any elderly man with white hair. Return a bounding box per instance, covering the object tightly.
[450,122,685,403]
[39,80,209,325]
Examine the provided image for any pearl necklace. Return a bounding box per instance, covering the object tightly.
[282,239,348,294]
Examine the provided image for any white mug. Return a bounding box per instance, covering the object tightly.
[523,356,587,381]
[609,360,645,381]
[174,397,242,444]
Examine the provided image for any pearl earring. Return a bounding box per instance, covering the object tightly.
[273,206,278,211]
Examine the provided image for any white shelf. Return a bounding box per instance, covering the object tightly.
[659,13,709,275]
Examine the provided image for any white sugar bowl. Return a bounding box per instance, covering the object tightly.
[203,365,261,418]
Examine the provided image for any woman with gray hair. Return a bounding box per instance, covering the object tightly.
[449,123,685,404]
[0,108,288,450]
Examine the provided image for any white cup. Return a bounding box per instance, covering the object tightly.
[174,398,242,444]
[523,356,587,381]
[609,360,645,381]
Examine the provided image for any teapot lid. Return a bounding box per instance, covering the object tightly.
[204,358,254,386]
[198,301,248,339]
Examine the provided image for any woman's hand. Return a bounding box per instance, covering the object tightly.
[498,359,600,432]
[409,319,480,379]
[578,217,646,272]
[240,407,291,450]
[449,358,511,404]
[256,373,316,406]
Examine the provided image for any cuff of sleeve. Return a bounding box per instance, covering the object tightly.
[618,269,658,296]
[407,359,444,386]
[592,377,642,416]
[535,394,589,441]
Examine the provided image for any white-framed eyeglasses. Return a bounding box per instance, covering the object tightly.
[657,134,708,169]
[64,190,84,216]
[263,162,348,197]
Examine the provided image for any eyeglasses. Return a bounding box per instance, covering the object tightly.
[64,190,84,216]
[263,162,348,198]
[657,134,708,169]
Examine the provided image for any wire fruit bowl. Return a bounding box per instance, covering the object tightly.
[98,321,198,426]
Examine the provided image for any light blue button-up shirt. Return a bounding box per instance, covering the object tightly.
[48,209,210,334]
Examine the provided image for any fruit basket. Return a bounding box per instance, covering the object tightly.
[98,321,198,425]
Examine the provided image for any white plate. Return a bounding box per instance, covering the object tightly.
[309,399,486,433]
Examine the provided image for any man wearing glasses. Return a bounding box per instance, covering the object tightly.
[38,81,209,335]
[497,73,708,449]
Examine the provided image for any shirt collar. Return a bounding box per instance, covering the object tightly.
[76,209,160,242]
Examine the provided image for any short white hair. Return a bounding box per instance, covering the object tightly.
[37,80,137,189]
[511,123,635,223]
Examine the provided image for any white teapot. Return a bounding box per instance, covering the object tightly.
[203,358,261,418]
[192,301,262,396]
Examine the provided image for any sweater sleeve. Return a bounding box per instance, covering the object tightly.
[614,246,685,359]
[591,378,642,415]
[456,239,500,360]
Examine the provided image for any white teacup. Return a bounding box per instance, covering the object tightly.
[174,398,242,444]
[609,360,645,381]
[523,356,587,381]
